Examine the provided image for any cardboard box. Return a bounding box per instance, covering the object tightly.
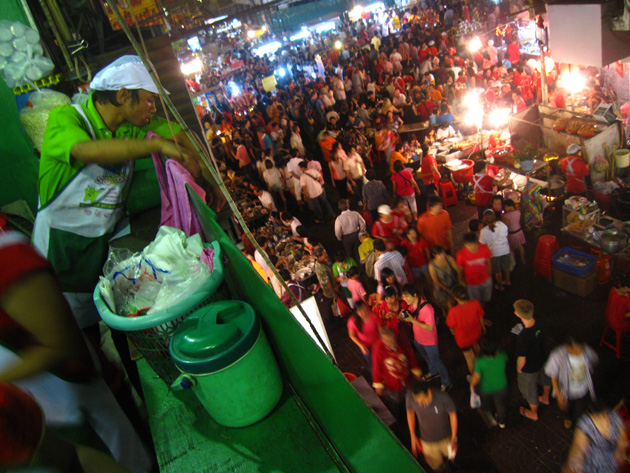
[552,267,598,297]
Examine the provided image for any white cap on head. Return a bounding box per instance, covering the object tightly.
[566,143,581,155]
[90,55,168,94]
[428,40,435,46]
[378,204,391,215]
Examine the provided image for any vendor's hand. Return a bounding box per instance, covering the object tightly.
[360,345,369,355]
[160,139,192,163]
[450,437,458,453]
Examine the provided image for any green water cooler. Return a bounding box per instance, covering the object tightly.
[170,300,283,427]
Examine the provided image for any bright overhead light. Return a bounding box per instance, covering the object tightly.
[180,58,203,75]
[205,15,227,25]
[562,72,586,94]
[315,21,336,34]
[290,30,309,41]
[364,2,385,12]
[463,89,482,109]
[468,36,482,53]
[247,30,255,38]
[489,108,510,128]
[252,41,282,57]
[334,40,342,49]
[464,109,484,127]
[275,67,286,77]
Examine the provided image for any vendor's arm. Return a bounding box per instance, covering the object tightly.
[71,138,189,166]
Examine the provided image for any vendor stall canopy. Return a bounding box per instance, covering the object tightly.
[547,2,630,67]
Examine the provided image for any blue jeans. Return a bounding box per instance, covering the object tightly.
[310,191,336,221]
[414,340,451,388]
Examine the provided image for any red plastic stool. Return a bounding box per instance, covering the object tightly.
[534,235,559,281]
[438,181,458,208]
[600,324,628,359]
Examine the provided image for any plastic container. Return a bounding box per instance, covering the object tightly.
[170,300,283,427]
[552,247,597,277]
[450,159,475,184]
[552,267,598,297]
[614,149,630,168]
[94,240,224,384]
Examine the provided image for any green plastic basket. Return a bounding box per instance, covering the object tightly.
[94,240,227,384]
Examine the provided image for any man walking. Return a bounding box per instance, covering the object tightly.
[406,381,458,471]
[299,161,335,223]
[513,299,551,421]
[335,199,366,264]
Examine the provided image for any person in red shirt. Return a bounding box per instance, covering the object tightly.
[372,327,422,420]
[506,38,521,65]
[392,159,421,219]
[605,276,630,331]
[456,232,493,303]
[401,227,430,279]
[446,285,486,375]
[473,169,495,210]
[559,144,589,195]
[512,89,527,114]
[419,144,441,194]
[417,195,454,251]
[377,286,409,335]
[372,205,408,251]
[347,300,382,369]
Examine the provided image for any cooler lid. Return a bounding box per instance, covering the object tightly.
[170,300,260,374]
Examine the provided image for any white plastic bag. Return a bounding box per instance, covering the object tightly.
[20,89,71,151]
[0,20,54,87]
[100,226,211,316]
[470,390,481,409]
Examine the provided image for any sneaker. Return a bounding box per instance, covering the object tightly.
[497,422,506,429]
[441,384,453,393]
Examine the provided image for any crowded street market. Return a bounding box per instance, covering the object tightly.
[1,0,630,471]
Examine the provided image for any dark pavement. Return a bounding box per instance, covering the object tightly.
[298,162,630,473]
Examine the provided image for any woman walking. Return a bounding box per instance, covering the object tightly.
[479,209,511,290]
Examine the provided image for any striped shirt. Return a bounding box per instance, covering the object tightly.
[374,251,408,284]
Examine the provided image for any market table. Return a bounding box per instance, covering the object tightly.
[399,122,429,134]
[137,359,342,473]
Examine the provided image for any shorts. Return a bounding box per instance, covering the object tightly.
[517,370,551,406]
[467,277,492,303]
[491,254,511,274]
[0,382,44,466]
[401,193,417,215]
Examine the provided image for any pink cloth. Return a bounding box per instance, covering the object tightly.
[502,210,526,250]
[150,142,206,237]
[347,278,366,303]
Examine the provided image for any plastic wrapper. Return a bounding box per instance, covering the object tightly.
[20,89,71,152]
[99,226,213,317]
[593,180,619,195]
[0,20,54,87]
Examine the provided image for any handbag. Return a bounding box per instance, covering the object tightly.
[336,296,353,318]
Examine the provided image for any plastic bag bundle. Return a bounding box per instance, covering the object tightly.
[0,20,54,88]
[99,226,213,317]
[20,89,71,151]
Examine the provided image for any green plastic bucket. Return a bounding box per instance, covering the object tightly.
[169,300,283,427]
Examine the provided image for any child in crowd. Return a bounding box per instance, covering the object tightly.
[491,194,504,221]
[502,199,526,265]
[346,266,367,304]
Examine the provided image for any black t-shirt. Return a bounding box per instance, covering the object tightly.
[515,320,546,373]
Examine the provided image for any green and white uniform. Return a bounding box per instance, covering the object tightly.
[33,93,179,327]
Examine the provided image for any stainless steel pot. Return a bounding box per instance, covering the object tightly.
[600,229,627,254]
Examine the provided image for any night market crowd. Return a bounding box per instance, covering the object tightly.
[185,2,630,472]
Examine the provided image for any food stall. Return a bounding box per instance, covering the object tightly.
[509,104,622,167]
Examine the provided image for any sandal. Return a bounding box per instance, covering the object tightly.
[519,407,538,421]
[494,284,505,291]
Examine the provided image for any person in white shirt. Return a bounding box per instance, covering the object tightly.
[334,199,366,263]
[436,121,457,141]
[255,186,278,214]
[287,154,304,202]
[262,159,286,212]
[290,126,306,157]
[298,160,335,223]
[343,146,367,194]
[332,75,346,102]
[479,209,511,290]
[392,89,407,107]
[280,212,302,237]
